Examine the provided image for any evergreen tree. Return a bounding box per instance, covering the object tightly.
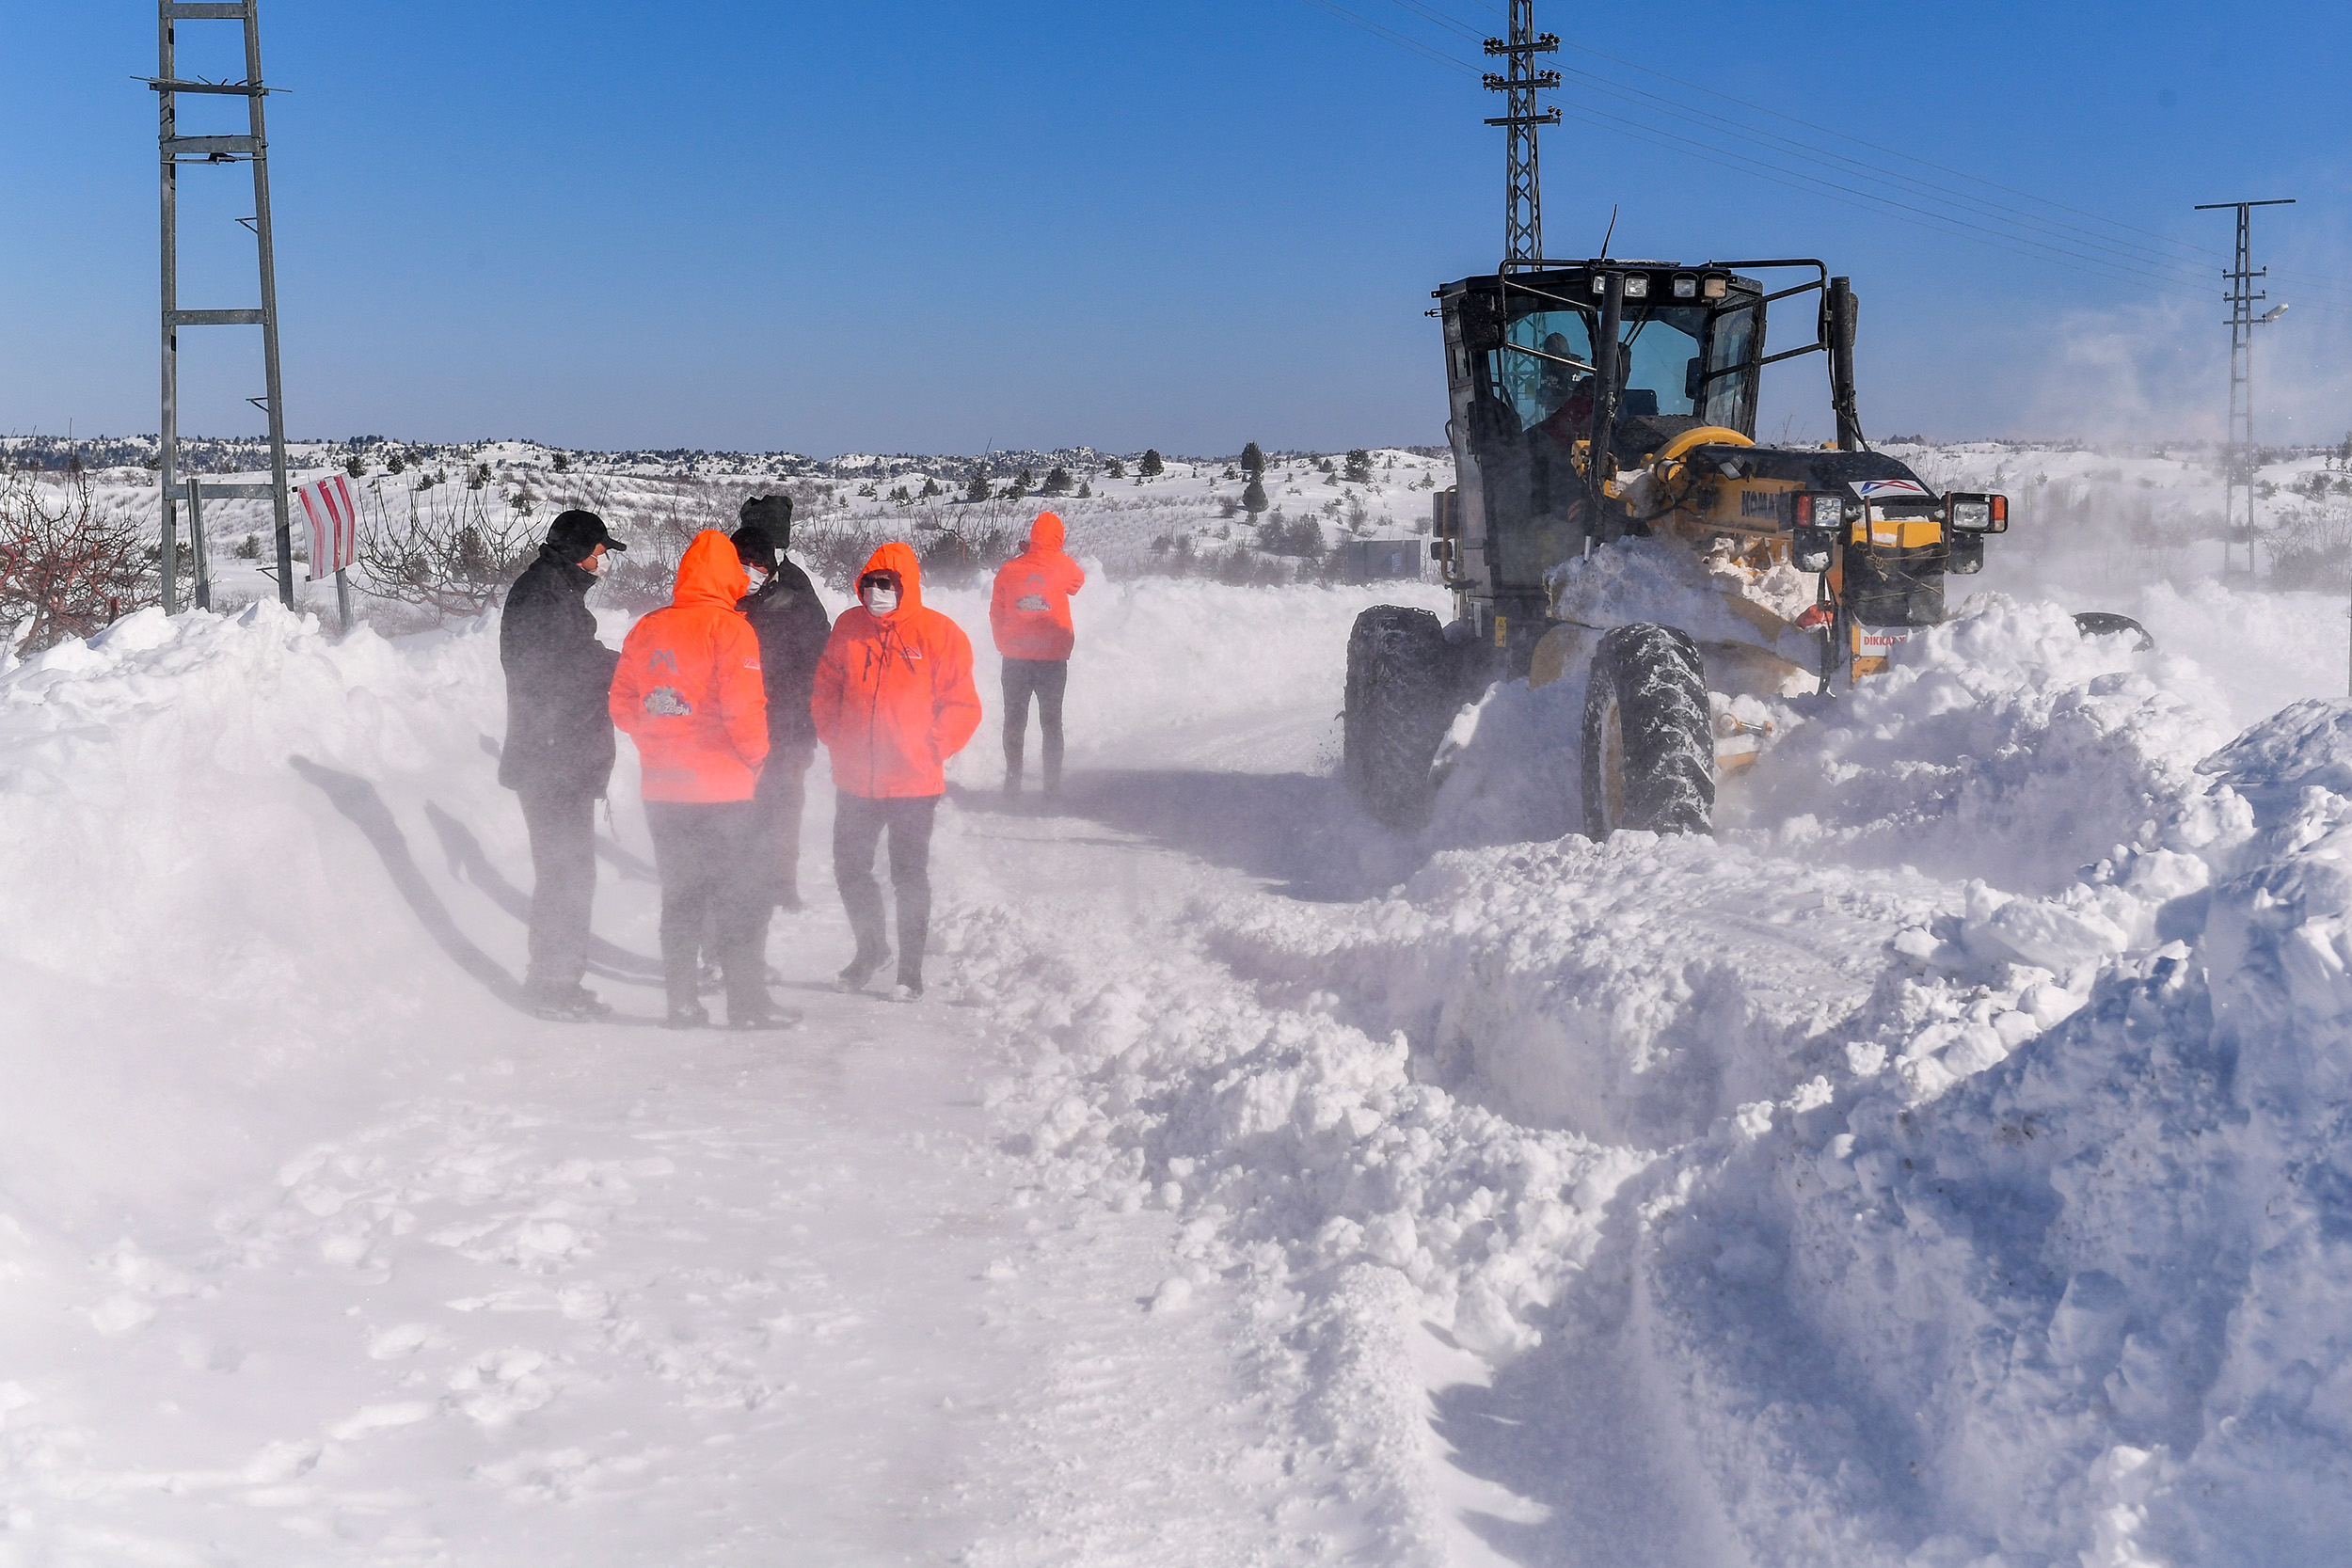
[1242,477,1268,516]
[1042,467,1072,495]
[1240,441,1265,478]
[552,451,569,473]
[921,476,942,499]
[386,450,405,476]
[1295,516,1326,561]
[1344,448,1374,484]
[1139,449,1164,477]
[964,467,992,503]
[1103,457,1125,479]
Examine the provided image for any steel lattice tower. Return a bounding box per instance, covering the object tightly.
[2195,198,2294,578]
[151,0,306,616]
[1483,1,1559,270]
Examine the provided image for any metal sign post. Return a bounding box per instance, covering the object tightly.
[152,0,298,615]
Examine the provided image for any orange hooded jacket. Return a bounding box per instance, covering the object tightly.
[811,541,982,798]
[609,530,769,802]
[989,511,1086,661]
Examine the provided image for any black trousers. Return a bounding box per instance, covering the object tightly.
[746,745,815,908]
[1001,657,1068,791]
[645,800,769,1014]
[833,792,940,987]
[517,786,597,993]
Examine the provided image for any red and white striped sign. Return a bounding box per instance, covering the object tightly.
[296,474,358,581]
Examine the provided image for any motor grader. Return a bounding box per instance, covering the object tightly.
[1343,257,2017,835]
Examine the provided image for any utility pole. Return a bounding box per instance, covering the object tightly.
[1483,1,1559,271]
[2194,198,2294,580]
[151,0,304,618]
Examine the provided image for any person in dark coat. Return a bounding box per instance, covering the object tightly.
[731,497,834,918]
[500,507,625,1021]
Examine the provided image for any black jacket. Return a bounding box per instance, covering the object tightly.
[738,559,833,754]
[499,546,620,796]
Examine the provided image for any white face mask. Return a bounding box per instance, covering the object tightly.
[863,583,899,615]
[744,564,771,590]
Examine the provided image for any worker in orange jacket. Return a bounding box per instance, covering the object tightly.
[610,529,789,1030]
[989,511,1086,800]
[810,541,981,1001]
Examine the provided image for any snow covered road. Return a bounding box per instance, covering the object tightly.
[6,571,2352,1564]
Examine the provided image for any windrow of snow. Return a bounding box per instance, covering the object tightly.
[959,589,2352,1565]
[1731,594,2237,895]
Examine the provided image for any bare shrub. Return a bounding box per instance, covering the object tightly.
[2264,504,2352,591]
[796,524,898,593]
[917,526,1012,590]
[0,458,156,654]
[356,479,535,620]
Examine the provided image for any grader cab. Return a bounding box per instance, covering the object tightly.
[1343,258,2014,834]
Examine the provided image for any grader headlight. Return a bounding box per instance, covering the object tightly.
[1793,492,1847,530]
[1946,492,2009,533]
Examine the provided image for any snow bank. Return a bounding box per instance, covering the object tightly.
[961,582,2352,1562]
[1730,594,2237,894]
[0,602,503,991]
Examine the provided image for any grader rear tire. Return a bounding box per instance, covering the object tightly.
[1581,623,1714,839]
[1344,606,1451,829]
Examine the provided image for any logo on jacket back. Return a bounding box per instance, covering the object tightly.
[1016,594,1048,611]
[649,649,679,674]
[644,687,691,716]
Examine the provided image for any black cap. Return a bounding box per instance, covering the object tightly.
[545,508,626,563]
[739,494,792,548]
[731,522,779,574]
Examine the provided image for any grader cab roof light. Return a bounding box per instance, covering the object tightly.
[1672,275,1698,299]
[1702,275,1729,299]
[1622,275,1650,298]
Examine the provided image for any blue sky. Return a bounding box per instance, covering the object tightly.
[4,1,2349,455]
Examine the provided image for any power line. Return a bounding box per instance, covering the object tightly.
[1291,0,2352,312]
[1387,0,2237,268]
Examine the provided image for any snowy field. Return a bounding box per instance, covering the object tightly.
[5,442,2352,1564]
[1,436,1455,626]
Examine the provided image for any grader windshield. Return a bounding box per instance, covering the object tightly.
[1486,289,1758,436]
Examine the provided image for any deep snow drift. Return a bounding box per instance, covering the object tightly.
[4,557,2352,1565]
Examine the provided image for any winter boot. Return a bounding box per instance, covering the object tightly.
[837,946,889,993]
[526,982,610,1022]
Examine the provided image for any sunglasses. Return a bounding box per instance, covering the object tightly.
[859,570,902,594]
